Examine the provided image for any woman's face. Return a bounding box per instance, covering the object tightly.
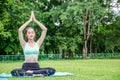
[26,28,35,41]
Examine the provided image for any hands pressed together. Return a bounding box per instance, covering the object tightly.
[29,11,36,22]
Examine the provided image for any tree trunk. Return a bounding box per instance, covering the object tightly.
[82,9,91,59]
[82,40,88,58]
[90,36,93,53]
[68,49,73,58]
[61,49,65,59]
[82,12,87,58]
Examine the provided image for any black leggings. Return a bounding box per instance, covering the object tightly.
[11,63,56,76]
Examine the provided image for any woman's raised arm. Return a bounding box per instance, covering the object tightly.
[18,12,32,48]
[32,11,47,47]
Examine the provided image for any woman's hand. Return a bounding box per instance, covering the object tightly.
[29,11,33,22]
[26,70,33,73]
[31,11,36,21]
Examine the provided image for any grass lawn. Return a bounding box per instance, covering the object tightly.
[0,59,120,80]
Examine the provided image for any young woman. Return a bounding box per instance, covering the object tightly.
[11,11,56,77]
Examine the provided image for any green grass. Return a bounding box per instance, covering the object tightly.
[0,59,120,80]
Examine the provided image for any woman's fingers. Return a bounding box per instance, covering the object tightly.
[32,11,36,21]
[29,11,36,21]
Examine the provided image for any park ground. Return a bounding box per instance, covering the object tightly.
[0,59,120,80]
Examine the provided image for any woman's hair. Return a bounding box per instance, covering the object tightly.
[25,27,36,42]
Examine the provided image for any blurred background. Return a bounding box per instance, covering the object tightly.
[0,0,120,59]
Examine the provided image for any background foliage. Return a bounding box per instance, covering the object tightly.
[0,0,120,58]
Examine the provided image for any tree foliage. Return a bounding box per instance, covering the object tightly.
[0,0,120,58]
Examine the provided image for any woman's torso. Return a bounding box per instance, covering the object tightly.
[23,42,39,63]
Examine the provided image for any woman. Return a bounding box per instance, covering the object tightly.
[11,11,56,77]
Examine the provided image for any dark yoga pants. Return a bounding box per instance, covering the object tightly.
[11,63,56,76]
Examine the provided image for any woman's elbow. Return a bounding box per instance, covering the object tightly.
[18,29,21,32]
[18,28,22,32]
[44,28,47,32]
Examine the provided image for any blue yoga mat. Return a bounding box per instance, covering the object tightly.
[0,72,73,78]
[0,78,8,80]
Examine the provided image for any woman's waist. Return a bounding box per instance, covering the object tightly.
[24,55,38,63]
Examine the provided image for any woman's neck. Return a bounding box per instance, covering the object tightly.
[28,40,35,44]
[27,40,35,47]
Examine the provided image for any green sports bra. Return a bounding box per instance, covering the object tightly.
[24,42,39,56]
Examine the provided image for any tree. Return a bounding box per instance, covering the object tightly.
[0,0,12,54]
[0,0,120,57]
[0,0,45,54]
[59,0,108,58]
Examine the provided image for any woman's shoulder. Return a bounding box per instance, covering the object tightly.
[35,42,39,48]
